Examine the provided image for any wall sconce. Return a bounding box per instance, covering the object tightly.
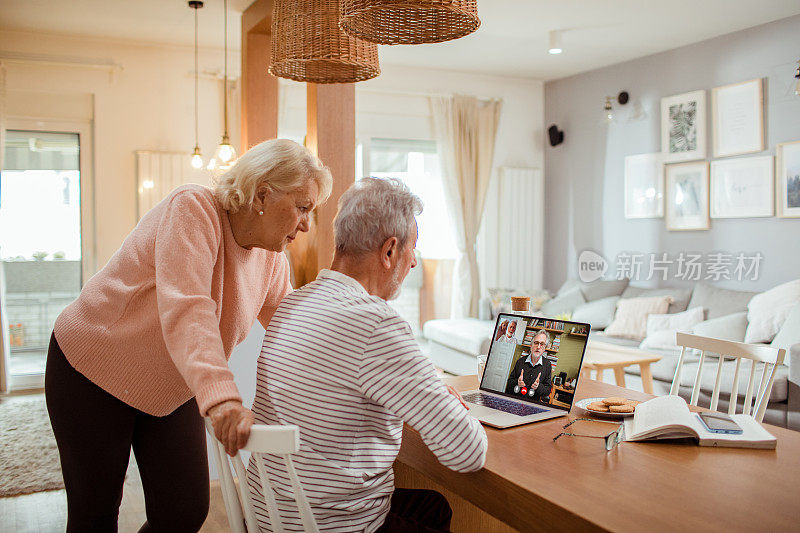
[794,60,799,97]
[603,91,629,123]
[548,30,563,55]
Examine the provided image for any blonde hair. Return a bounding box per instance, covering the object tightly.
[214,139,332,213]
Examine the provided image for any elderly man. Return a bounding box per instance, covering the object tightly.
[505,329,553,402]
[248,177,488,532]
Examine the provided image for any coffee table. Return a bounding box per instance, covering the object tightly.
[580,339,662,394]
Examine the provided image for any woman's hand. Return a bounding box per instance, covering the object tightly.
[207,400,254,456]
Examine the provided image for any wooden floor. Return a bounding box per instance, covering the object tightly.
[0,390,232,533]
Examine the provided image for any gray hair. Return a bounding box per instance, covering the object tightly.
[214,139,332,213]
[334,177,423,256]
[531,329,550,345]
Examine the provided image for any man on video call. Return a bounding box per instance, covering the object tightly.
[505,329,553,402]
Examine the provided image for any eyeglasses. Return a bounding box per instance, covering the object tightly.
[531,341,547,347]
[553,418,625,451]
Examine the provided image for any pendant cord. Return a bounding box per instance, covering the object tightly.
[223,0,228,139]
[194,4,199,148]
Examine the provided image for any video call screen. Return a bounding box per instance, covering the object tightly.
[481,314,590,408]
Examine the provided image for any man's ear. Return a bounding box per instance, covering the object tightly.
[380,237,398,269]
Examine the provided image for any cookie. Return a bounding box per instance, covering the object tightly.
[609,404,635,413]
[602,397,628,406]
[587,401,610,412]
[625,400,641,407]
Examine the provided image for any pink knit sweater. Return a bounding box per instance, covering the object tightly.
[54,185,292,417]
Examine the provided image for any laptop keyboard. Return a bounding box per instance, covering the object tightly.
[462,393,547,417]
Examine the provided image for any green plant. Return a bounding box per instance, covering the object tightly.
[32,251,48,261]
[52,251,66,260]
[554,312,572,321]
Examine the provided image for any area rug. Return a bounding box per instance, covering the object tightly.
[0,395,65,497]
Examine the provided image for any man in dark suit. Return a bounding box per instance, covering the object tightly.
[505,329,552,402]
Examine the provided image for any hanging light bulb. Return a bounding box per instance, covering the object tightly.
[548,30,562,55]
[208,0,237,173]
[189,1,204,169]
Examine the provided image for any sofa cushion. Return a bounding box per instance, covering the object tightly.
[687,282,756,320]
[423,318,495,356]
[557,278,629,302]
[621,286,693,314]
[541,287,585,317]
[692,312,748,342]
[771,304,800,360]
[676,360,789,403]
[572,296,619,330]
[745,279,800,344]
[604,296,672,341]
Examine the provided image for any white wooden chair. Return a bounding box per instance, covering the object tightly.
[671,332,786,422]
[205,420,319,533]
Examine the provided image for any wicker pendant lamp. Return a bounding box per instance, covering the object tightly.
[339,0,480,45]
[269,0,380,84]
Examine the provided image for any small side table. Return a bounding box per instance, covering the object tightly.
[581,340,662,394]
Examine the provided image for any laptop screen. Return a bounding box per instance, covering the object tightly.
[480,313,591,412]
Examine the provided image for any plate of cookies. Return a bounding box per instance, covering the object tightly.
[575,397,641,417]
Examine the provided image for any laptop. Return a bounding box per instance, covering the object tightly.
[462,313,591,428]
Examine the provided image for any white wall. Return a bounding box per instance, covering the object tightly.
[278,64,546,294]
[1,30,240,272]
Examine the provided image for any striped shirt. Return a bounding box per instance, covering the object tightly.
[247,269,487,532]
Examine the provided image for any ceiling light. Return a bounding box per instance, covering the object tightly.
[189,1,204,170]
[208,0,237,173]
[339,0,480,45]
[548,30,562,55]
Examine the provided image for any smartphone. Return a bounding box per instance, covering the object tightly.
[697,412,743,434]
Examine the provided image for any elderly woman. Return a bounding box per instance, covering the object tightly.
[45,139,331,532]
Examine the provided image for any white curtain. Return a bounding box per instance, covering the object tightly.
[431,94,502,318]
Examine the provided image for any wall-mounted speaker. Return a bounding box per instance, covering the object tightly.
[548,125,564,147]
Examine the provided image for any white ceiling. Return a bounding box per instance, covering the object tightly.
[1,0,799,81]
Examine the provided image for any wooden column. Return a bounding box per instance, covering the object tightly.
[241,0,278,150]
[303,83,356,278]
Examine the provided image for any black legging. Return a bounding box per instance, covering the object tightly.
[45,333,209,533]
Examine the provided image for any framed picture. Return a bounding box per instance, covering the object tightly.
[661,90,707,163]
[710,156,773,218]
[712,79,764,158]
[776,141,800,218]
[665,161,710,231]
[624,152,664,218]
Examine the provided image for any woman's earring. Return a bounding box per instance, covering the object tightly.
[258,210,264,216]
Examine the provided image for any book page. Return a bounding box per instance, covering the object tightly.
[628,395,697,439]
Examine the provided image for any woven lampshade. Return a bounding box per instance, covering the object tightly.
[269,0,380,84]
[340,0,480,45]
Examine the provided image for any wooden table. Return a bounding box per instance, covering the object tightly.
[581,340,662,394]
[393,375,800,533]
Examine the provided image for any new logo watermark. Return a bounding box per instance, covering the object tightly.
[577,250,763,282]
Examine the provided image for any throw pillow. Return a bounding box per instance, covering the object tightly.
[572,296,619,330]
[687,282,757,320]
[692,312,748,343]
[557,278,629,302]
[770,303,800,354]
[744,279,800,343]
[603,296,672,341]
[639,306,704,350]
[540,287,585,318]
[621,286,693,314]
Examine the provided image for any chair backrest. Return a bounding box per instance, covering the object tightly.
[670,332,786,422]
[205,420,319,533]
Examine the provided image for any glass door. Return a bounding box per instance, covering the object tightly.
[1,129,83,389]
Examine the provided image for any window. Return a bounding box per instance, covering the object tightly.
[365,138,458,260]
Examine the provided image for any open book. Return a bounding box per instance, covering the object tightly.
[623,395,777,449]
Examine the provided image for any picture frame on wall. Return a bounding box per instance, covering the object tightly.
[624,152,664,218]
[661,90,706,163]
[712,78,764,158]
[665,161,710,231]
[710,156,773,218]
[776,141,800,218]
